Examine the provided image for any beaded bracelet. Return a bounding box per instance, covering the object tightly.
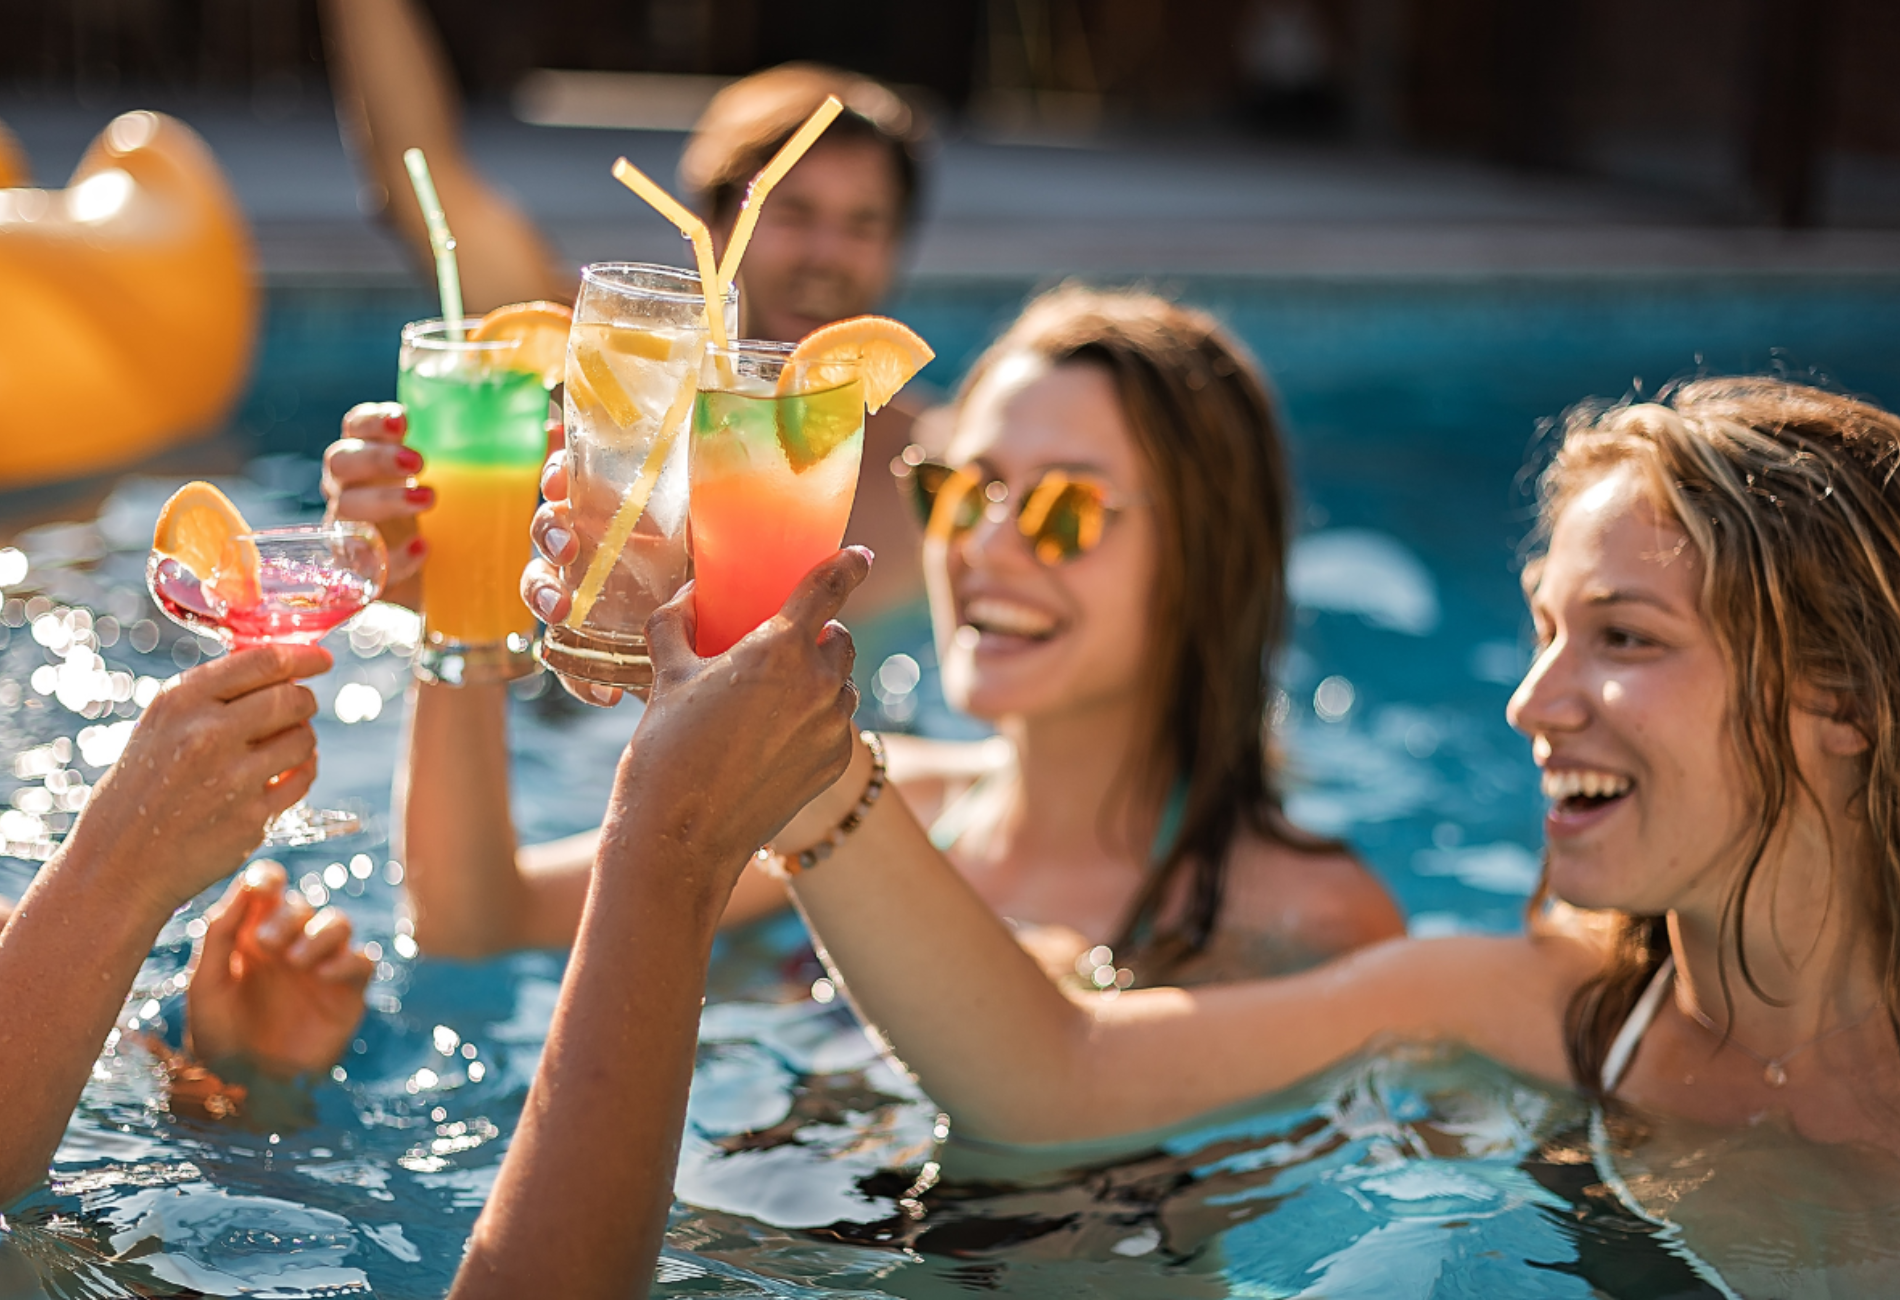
[755,731,887,878]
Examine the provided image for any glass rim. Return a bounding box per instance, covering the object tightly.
[703,340,862,388]
[401,319,523,352]
[579,261,740,306]
[704,339,799,361]
[230,521,382,544]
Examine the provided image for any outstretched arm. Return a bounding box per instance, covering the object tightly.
[0,646,327,1202]
[784,735,1585,1146]
[319,0,570,311]
[322,399,572,956]
[451,552,866,1300]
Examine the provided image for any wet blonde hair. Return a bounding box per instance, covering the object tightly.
[1530,376,1900,1088]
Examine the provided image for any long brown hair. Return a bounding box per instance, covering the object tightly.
[954,284,1338,971]
[1528,376,1900,1089]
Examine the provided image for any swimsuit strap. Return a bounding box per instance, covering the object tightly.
[1600,954,1676,1095]
[926,762,1011,852]
[927,765,1192,868]
[1589,957,1742,1298]
[1148,777,1189,864]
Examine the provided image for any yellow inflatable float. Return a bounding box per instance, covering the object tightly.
[0,111,256,488]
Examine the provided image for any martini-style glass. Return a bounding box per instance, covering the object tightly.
[147,521,387,846]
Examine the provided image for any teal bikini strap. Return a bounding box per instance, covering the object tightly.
[927,764,1007,852]
[930,766,1188,864]
[1147,776,1190,865]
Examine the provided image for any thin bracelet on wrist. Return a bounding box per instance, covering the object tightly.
[755,731,887,879]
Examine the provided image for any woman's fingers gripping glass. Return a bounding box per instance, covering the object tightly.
[636,550,870,862]
[85,648,330,910]
[520,450,621,707]
[324,401,430,593]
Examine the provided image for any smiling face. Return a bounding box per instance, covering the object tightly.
[718,138,905,344]
[929,356,1158,723]
[1508,463,1752,914]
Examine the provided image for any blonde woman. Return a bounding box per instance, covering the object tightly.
[711,377,1900,1293]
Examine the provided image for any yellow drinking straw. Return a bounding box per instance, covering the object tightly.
[716,95,843,290]
[563,338,706,627]
[575,109,843,632]
[402,147,463,341]
[567,161,730,629]
[609,158,728,350]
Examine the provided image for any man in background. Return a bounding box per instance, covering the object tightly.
[320,0,935,657]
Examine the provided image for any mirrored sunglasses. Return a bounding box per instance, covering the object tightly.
[891,444,1128,565]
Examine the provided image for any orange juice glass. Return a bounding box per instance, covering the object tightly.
[690,342,863,656]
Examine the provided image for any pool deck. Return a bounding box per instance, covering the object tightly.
[7,95,1900,284]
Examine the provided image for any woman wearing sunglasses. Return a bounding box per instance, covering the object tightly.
[436,284,1401,981]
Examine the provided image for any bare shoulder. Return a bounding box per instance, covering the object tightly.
[1220,832,1406,958]
[882,734,1011,825]
[1318,929,1603,1082]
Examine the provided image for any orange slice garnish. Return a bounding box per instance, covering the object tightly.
[153,481,261,608]
[780,316,934,413]
[471,300,574,387]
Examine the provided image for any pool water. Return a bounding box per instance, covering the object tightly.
[4,274,1900,1297]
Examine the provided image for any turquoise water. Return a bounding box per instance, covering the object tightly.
[3,275,1900,1296]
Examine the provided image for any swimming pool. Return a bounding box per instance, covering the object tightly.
[4,273,1899,1297]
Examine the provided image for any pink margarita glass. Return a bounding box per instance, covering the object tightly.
[147,521,387,845]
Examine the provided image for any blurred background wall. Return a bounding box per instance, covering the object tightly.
[3,0,1896,228]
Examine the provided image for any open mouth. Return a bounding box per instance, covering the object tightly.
[961,596,1060,644]
[1541,768,1634,818]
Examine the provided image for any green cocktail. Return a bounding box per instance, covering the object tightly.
[398,320,550,684]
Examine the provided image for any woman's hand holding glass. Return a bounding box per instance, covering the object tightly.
[613,545,870,880]
[0,646,341,1198]
[520,447,613,704]
[71,645,333,914]
[322,401,434,604]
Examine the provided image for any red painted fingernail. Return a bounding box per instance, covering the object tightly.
[405,486,434,505]
[395,447,423,472]
[384,412,407,433]
[407,537,428,556]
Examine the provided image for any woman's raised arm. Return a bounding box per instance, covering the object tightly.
[0,646,328,1201]
[786,736,1586,1145]
[451,552,865,1300]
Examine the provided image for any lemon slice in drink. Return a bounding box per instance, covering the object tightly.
[153,481,261,608]
[570,322,699,431]
[471,300,573,387]
[780,316,933,413]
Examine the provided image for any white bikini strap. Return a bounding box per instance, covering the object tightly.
[1600,954,1675,1095]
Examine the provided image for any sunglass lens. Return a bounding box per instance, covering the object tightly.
[906,462,955,526]
[1029,482,1107,564]
[924,467,987,542]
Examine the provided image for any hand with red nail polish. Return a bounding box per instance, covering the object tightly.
[324,401,428,606]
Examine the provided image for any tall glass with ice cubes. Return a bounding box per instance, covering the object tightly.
[538,263,738,691]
